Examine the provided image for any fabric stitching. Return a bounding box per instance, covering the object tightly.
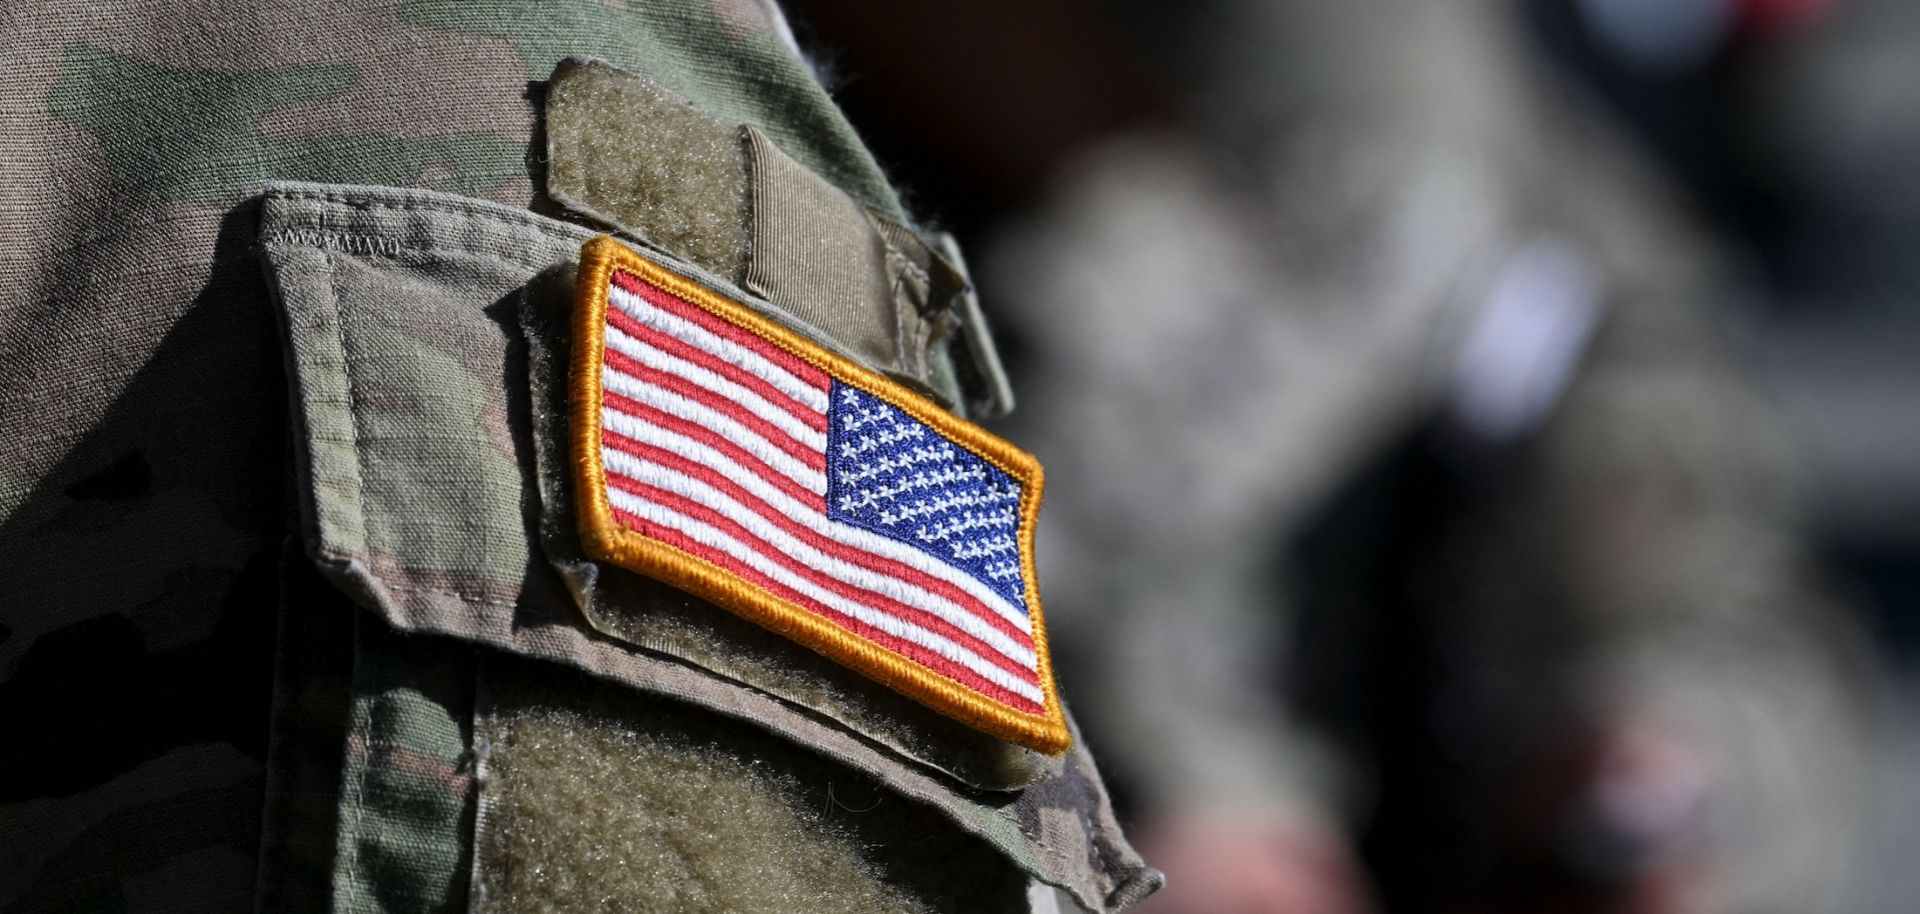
[321,255,374,900]
[321,248,377,568]
[569,235,1070,754]
[822,384,1031,613]
[267,189,591,249]
[287,196,560,614]
[274,185,888,380]
[384,583,519,610]
[275,195,1120,901]
[304,247,525,630]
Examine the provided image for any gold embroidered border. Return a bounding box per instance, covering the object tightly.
[571,235,1068,753]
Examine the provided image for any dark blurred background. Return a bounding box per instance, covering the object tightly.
[781,2,1920,912]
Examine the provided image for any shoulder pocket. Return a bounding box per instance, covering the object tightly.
[261,182,1157,913]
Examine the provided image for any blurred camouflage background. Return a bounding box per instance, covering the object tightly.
[778,0,1920,912]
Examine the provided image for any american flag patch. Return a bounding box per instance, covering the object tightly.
[570,237,1068,753]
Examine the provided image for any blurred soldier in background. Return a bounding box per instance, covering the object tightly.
[1543,0,1920,906]
[987,2,1872,912]
[8,0,1901,911]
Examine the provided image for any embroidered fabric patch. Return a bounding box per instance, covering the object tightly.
[570,236,1068,753]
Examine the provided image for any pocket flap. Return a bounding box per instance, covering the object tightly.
[262,181,1158,912]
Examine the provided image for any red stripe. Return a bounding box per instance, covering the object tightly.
[606,434,1034,647]
[603,351,825,470]
[610,476,1038,685]
[614,504,1045,714]
[605,307,829,433]
[611,270,830,390]
[602,397,823,509]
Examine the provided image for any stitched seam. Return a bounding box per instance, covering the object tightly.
[1012,812,1073,867]
[316,248,510,617]
[323,249,371,898]
[265,230,563,273]
[285,197,546,615]
[821,387,1030,616]
[731,290,1020,481]
[1011,804,1068,856]
[384,582,518,610]
[889,259,927,380]
[1008,810,1094,907]
[320,249,375,564]
[267,190,590,249]
[299,226,1086,888]
[570,237,1070,754]
[267,188,898,389]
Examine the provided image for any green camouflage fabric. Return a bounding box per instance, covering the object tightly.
[259,181,1153,912]
[0,4,1156,913]
[514,260,1050,793]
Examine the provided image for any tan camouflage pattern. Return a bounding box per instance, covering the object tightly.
[261,182,1153,911]
[0,4,1151,912]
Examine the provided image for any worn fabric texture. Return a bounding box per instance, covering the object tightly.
[1,2,1155,912]
[543,61,977,410]
[262,182,1156,912]
[329,618,478,914]
[544,57,752,280]
[543,59,986,409]
[473,657,1032,914]
[254,544,356,914]
[739,125,899,375]
[743,126,975,403]
[517,265,1052,792]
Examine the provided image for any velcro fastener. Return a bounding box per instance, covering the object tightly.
[544,58,1012,419]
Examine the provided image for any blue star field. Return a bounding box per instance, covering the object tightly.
[824,383,1029,612]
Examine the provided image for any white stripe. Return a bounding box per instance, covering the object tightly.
[602,369,827,496]
[610,285,830,413]
[607,454,1037,669]
[606,322,828,453]
[601,418,1033,636]
[609,487,1046,704]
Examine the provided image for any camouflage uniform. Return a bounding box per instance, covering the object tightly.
[0,3,1156,913]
